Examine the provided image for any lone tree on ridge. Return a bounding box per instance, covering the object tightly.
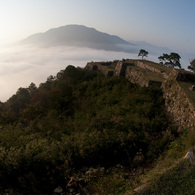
[138,49,148,60]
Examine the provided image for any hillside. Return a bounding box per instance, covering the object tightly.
[86,59,195,130]
[0,59,194,194]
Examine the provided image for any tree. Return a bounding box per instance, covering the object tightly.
[188,59,195,73]
[158,53,169,65]
[6,87,31,114]
[28,82,37,96]
[158,52,181,68]
[169,52,181,68]
[138,49,148,60]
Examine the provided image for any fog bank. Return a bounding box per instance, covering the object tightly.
[0,45,140,101]
[0,44,190,102]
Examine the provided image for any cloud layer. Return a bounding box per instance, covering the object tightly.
[0,45,141,101]
[0,43,190,102]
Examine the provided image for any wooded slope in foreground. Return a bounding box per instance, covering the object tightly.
[0,63,194,194]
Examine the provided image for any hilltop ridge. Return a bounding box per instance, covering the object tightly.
[86,59,195,131]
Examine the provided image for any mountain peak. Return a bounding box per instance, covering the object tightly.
[21,24,132,52]
[46,24,96,33]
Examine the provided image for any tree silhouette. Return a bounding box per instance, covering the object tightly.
[188,59,195,73]
[169,52,181,68]
[138,49,148,60]
[158,52,181,68]
[158,53,170,65]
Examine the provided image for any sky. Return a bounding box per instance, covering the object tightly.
[0,0,195,101]
[0,0,194,52]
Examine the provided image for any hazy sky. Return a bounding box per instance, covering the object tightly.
[0,0,194,53]
[0,0,195,101]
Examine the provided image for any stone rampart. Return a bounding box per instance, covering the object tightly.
[169,69,195,82]
[137,61,162,74]
[126,67,148,87]
[115,61,127,77]
[137,61,168,79]
[162,70,195,131]
[86,62,113,77]
[86,60,195,131]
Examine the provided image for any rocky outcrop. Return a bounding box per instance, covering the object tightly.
[133,182,151,194]
[184,150,195,165]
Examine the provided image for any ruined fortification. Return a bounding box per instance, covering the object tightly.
[85,59,195,131]
[162,69,195,130]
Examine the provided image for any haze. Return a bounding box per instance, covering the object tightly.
[0,0,195,101]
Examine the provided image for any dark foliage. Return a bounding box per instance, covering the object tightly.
[0,65,176,194]
[188,58,195,73]
[158,52,181,68]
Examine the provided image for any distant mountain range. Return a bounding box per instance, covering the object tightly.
[21,24,171,55]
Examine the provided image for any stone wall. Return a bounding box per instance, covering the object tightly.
[114,61,127,77]
[137,61,162,74]
[162,70,195,131]
[137,61,168,79]
[85,62,98,70]
[86,62,113,77]
[169,69,195,82]
[86,60,195,130]
[126,67,149,87]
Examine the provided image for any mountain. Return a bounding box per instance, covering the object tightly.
[21,24,136,52]
[20,24,176,60]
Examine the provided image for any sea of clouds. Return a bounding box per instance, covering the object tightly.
[0,44,190,102]
[0,45,141,101]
